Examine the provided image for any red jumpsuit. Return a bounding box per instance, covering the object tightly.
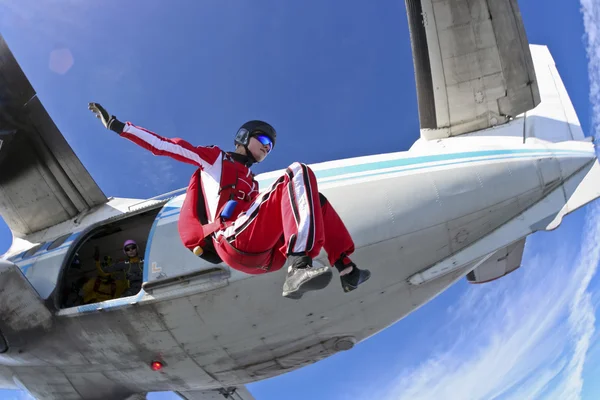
[119,122,355,275]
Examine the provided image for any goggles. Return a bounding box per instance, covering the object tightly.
[253,134,273,153]
[124,245,137,252]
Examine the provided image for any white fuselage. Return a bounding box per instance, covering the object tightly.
[0,134,596,395]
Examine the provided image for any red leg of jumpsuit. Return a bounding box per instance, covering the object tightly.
[214,163,357,274]
[319,193,355,266]
[214,162,326,274]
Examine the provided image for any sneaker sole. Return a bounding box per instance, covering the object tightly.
[283,268,333,300]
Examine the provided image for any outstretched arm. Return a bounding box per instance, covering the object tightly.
[88,102,221,169]
[93,247,122,277]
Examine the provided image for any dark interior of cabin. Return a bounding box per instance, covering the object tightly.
[58,206,162,309]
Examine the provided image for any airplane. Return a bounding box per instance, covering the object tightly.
[0,0,599,398]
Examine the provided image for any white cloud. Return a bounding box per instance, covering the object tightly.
[580,0,600,142]
[373,200,600,400]
[542,203,600,400]
[501,358,568,400]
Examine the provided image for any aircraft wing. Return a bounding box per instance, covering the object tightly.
[0,35,107,237]
[404,0,541,139]
[175,386,256,400]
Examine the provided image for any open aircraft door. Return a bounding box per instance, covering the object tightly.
[141,196,231,301]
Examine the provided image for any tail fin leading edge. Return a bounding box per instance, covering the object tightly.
[525,45,586,143]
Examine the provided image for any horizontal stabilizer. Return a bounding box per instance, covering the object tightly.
[405,0,540,139]
[176,386,255,400]
[466,238,525,284]
[0,35,107,237]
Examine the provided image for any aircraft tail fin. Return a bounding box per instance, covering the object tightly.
[410,45,590,151]
[468,44,588,143]
[523,45,587,143]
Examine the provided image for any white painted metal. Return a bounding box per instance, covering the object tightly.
[526,45,586,142]
[0,137,596,399]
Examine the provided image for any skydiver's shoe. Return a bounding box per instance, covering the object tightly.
[282,255,333,300]
[335,257,371,293]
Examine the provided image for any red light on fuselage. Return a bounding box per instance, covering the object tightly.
[150,361,163,371]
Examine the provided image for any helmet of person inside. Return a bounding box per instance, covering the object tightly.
[123,239,138,255]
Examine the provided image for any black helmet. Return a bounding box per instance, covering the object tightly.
[234,120,277,149]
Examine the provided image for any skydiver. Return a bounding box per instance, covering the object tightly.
[88,103,370,299]
[94,240,144,298]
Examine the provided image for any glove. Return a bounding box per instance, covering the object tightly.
[88,102,125,133]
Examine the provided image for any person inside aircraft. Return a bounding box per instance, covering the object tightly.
[70,252,81,270]
[78,247,129,303]
[94,240,144,298]
[63,277,87,308]
[62,254,86,307]
[88,103,371,299]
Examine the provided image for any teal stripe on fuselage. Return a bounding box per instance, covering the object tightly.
[271,148,591,181]
[257,148,592,188]
[158,148,593,218]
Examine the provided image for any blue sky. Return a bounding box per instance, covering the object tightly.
[0,0,599,399]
